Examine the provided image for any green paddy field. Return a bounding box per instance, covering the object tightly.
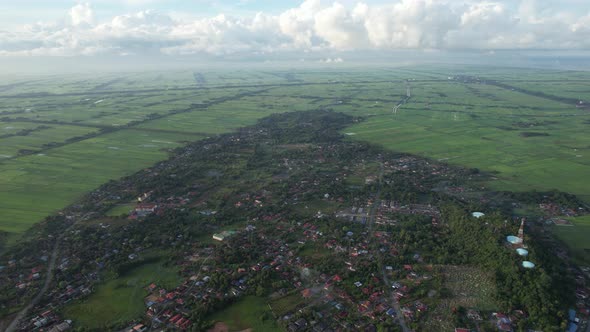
[1,66,589,254]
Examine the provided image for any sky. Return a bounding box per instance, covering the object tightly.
[1,0,589,58]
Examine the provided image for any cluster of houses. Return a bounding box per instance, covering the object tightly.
[453,310,526,332]
[539,203,583,217]
[24,310,72,332]
[290,274,399,331]
[571,267,590,332]
[380,201,441,218]
[212,230,237,242]
[551,218,573,226]
[131,219,328,330]
[233,191,273,209]
[333,157,454,228]
[1,254,50,310]
[285,267,434,331]
[377,201,441,226]
[284,220,439,330]
[127,190,205,220]
[151,213,423,331]
[335,206,369,224]
[129,203,159,219]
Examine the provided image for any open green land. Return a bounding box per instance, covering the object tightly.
[269,293,308,318]
[135,94,323,134]
[0,129,203,233]
[553,216,590,265]
[0,66,589,244]
[339,71,590,202]
[62,258,180,330]
[0,123,99,157]
[105,203,136,217]
[208,296,278,331]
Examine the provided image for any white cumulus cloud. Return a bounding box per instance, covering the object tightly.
[69,2,95,26]
[1,0,589,56]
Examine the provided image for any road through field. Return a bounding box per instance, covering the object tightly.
[5,231,60,332]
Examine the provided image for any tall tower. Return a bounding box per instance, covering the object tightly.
[517,218,525,241]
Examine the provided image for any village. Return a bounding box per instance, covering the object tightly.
[0,111,588,332]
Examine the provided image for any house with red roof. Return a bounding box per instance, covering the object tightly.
[169,314,182,324]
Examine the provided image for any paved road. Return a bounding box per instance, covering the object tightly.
[5,240,60,332]
[392,82,411,115]
[367,161,410,332]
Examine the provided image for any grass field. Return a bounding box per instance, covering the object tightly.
[269,292,308,318]
[208,296,278,331]
[553,216,590,265]
[62,258,180,330]
[105,203,136,217]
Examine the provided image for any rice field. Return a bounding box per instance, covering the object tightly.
[553,215,590,265]
[0,66,589,245]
